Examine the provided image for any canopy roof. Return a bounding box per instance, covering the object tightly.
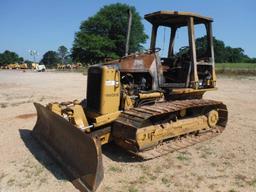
[144,11,213,27]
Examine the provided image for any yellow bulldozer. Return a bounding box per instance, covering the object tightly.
[5,63,20,69]
[20,63,28,69]
[32,11,228,192]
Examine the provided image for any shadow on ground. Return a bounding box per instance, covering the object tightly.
[102,143,142,163]
[19,129,92,191]
[20,128,142,166]
[19,129,68,180]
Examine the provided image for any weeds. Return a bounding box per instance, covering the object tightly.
[7,178,15,186]
[176,152,190,161]
[138,164,158,181]
[138,176,147,184]
[234,174,249,187]
[138,164,150,175]
[129,176,148,186]
[34,165,44,177]
[161,177,170,185]
[248,178,256,187]
[109,166,122,173]
[199,146,214,159]
[128,186,138,192]
[148,175,157,181]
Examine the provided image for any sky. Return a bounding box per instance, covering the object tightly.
[0,0,255,61]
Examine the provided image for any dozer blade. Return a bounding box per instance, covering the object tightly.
[32,102,103,192]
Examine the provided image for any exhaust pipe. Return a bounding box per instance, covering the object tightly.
[125,9,132,56]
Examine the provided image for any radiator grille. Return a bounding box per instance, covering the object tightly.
[86,67,102,112]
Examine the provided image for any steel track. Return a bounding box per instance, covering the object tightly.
[136,126,224,160]
[114,99,228,160]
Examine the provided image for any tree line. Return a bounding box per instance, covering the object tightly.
[40,45,72,67]
[40,3,256,65]
[0,50,24,66]
[196,36,256,63]
[0,3,255,67]
[0,45,71,68]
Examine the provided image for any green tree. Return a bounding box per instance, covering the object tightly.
[195,36,250,63]
[249,58,256,63]
[0,50,22,66]
[24,60,33,65]
[72,3,148,64]
[65,55,73,64]
[40,51,60,67]
[58,45,69,64]
[18,57,24,63]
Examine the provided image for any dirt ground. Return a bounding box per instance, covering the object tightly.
[0,70,256,192]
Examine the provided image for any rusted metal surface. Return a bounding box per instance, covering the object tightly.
[32,103,103,192]
[105,51,161,90]
[144,11,213,27]
[119,52,156,72]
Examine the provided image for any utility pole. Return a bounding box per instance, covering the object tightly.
[29,50,38,63]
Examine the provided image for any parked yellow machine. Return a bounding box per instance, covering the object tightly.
[20,63,28,69]
[32,11,228,192]
[5,63,20,69]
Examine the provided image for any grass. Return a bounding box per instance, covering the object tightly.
[249,178,256,187]
[161,177,170,185]
[228,189,237,192]
[139,164,159,181]
[199,146,214,159]
[33,164,44,177]
[176,152,190,161]
[233,174,256,188]
[148,175,157,181]
[52,62,256,76]
[138,176,147,184]
[216,63,256,69]
[108,166,122,173]
[7,178,15,186]
[128,175,149,186]
[128,186,139,192]
[54,67,88,75]
[216,63,256,75]
[138,164,150,175]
